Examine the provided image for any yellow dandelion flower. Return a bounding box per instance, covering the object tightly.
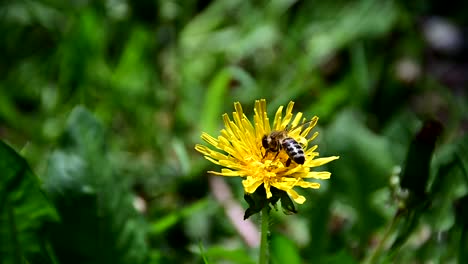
[195,99,339,205]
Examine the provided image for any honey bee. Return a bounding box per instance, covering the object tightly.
[262,121,312,167]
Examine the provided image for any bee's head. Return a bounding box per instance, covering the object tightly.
[262,135,269,149]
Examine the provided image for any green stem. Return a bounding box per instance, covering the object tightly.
[259,207,270,264]
[366,217,397,264]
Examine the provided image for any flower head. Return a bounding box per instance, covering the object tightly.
[195,99,339,205]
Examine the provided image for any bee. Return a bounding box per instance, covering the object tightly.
[262,121,312,167]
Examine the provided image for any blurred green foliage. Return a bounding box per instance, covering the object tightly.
[1,0,468,263]
[0,141,58,263]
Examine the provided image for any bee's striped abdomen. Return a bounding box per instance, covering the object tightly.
[282,137,305,165]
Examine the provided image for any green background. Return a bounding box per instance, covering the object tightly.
[1,0,467,263]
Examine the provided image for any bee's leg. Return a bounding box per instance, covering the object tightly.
[285,158,292,167]
[262,150,268,159]
[273,151,280,161]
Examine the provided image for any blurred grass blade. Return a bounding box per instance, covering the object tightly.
[389,202,428,253]
[149,199,209,235]
[198,241,210,264]
[199,68,232,135]
[192,245,255,264]
[43,106,149,264]
[0,140,58,263]
[112,27,151,96]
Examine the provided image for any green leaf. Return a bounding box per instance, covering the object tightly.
[389,120,443,255]
[0,140,58,264]
[400,120,443,197]
[112,26,151,96]
[42,106,149,264]
[325,250,359,264]
[58,9,106,92]
[326,109,395,238]
[196,245,255,264]
[305,0,398,64]
[455,195,468,263]
[271,234,301,264]
[149,199,209,235]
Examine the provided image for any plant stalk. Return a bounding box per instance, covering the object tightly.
[259,207,269,264]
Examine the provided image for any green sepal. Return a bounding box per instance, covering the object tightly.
[243,186,297,219]
[274,188,297,215]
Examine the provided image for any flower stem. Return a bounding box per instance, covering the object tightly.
[259,207,270,264]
